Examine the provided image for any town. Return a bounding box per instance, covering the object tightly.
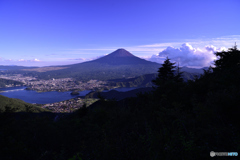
[25,78,108,92]
[0,74,109,92]
[39,97,98,113]
[0,74,113,113]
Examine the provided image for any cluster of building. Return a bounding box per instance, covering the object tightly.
[0,74,109,92]
[4,84,21,87]
[26,78,107,92]
[40,97,98,113]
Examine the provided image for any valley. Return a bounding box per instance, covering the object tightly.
[0,47,239,160]
[0,48,205,112]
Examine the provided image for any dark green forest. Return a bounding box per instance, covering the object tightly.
[0,46,240,159]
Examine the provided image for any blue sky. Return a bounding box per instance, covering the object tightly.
[0,0,239,67]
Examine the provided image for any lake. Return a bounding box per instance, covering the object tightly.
[0,87,92,104]
[0,86,138,104]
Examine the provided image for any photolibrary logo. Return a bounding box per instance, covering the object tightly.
[210,151,238,157]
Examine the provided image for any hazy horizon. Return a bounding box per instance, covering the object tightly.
[0,0,239,67]
[0,47,209,69]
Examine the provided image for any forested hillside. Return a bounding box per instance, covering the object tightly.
[0,95,50,113]
[0,46,239,160]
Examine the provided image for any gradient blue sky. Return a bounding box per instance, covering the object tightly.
[0,0,239,67]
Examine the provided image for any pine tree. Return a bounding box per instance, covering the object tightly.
[152,57,183,87]
[213,43,240,71]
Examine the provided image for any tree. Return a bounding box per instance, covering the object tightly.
[152,57,183,87]
[194,45,240,122]
[213,43,240,71]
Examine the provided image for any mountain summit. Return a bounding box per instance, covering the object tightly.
[93,48,155,65]
[105,48,135,57]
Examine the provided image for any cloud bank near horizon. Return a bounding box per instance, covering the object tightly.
[0,44,228,68]
[1,34,239,67]
[18,58,41,62]
[148,43,227,68]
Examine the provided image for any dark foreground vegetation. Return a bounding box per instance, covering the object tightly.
[0,46,240,160]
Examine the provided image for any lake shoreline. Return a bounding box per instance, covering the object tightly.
[0,86,140,104]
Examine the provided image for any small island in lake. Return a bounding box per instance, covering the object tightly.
[71,91,79,95]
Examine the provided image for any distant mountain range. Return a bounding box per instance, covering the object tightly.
[1,49,206,81]
[0,65,37,70]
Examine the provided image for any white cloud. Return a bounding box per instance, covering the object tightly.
[32,58,40,62]
[205,45,227,53]
[18,58,41,62]
[147,43,227,68]
[134,35,240,57]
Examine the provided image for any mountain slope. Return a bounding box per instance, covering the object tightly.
[0,95,50,113]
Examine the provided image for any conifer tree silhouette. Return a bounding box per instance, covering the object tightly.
[214,43,240,71]
[152,57,183,87]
